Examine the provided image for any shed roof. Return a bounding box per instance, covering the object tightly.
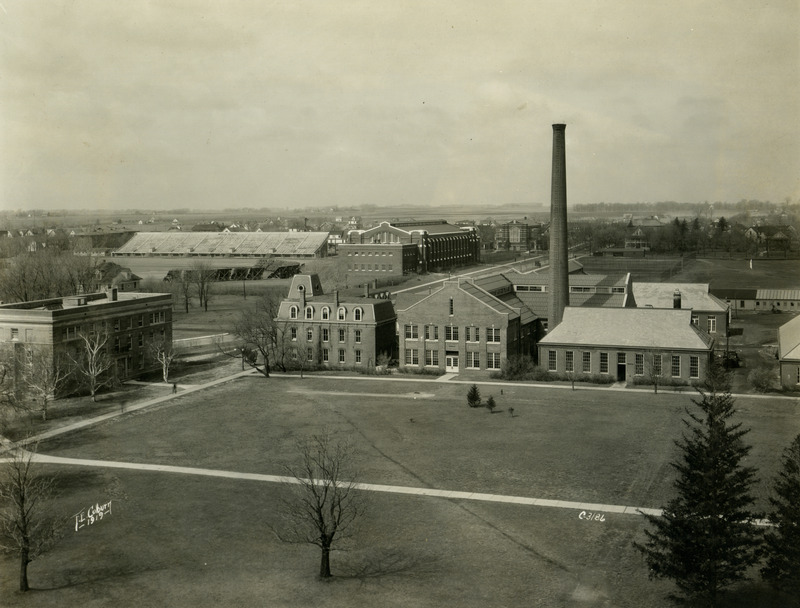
[539,307,715,351]
[778,315,800,361]
[632,282,728,312]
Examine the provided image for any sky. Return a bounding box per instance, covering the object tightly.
[1,1,798,212]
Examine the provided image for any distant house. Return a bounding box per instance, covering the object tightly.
[777,314,800,389]
[92,261,142,292]
[538,307,715,383]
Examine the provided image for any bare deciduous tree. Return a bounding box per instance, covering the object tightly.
[231,293,283,377]
[279,432,365,578]
[0,447,65,592]
[71,330,115,402]
[192,262,216,312]
[148,338,177,383]
[23,348,72,421]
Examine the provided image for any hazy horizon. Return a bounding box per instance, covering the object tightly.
[1,2,798,213]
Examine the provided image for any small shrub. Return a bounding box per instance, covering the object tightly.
[467,384,481,408]
[486,395,497,413]
[748,367,775,393]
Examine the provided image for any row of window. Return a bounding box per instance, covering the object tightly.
[349,251,395,256]
[404,349,501,369]
[404,324,501,343]
[547,350,700,378]
[755,301,797,307]
[289,305,364,321]
[290,327,362,344]
[349,264,394,272]
[314,348,363,364]
[57,311,168,340]
[112,329,166,353]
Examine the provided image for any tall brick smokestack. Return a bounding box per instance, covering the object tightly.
[548,123,569,329]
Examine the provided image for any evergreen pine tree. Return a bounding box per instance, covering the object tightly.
[761,434,800,597]
[634,390,763,606]
[466,384,481,408]
[486,395,496,413]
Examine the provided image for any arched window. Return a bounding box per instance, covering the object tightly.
[321,307,330,320]
[354,307,363,321]
[289,306,298,319]
[305,306,313,320]
[337,307,346,321]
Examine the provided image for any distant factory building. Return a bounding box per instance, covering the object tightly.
[340,220,480,280]
[113,231,329,258]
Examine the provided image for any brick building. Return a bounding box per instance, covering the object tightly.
[778,314,800,389]
[538,307,715,383]
[495,220,546,252]
[631,282,729,337]
[340,220,481,280]
[396,278,538,373]
[274,274,396,368]
[0,289,173,393]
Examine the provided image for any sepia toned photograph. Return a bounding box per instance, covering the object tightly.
[1,2,799,606]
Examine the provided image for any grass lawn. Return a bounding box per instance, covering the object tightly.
[2,375,798,607]
[671,257,800,288]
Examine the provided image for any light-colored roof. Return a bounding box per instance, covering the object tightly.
[114,232,329,256]
[757,289,800,300]
[778,314,800,361]
[539,307,715,351]
[632,282,728,312]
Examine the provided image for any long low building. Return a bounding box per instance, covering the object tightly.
[538,307,715,384]
[710,287,800,314]
[113,231,329,258]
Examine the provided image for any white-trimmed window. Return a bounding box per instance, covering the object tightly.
[635,353,644,376]
[707,317,716,333]
[691,314,699,326]
[565,351,574,372]
[486,328,500,343]
[355,350,362,364]
[338,329,346,342]
[337,307,346,321]
[322,348,329,363]
[289,306,298,319]
[10,328,19,340]
[582,351,591,373]
[466,351,480,369]
[307,347,313,361]
[290,327,297,341]
[487,352,500,369]
[425,325,438,340]
[671,355,681,377]
[548,350,557,372]
[425,350,439,366]
[405,348,419,365]
[322,328,329,342]
[321,307,330,320]
[305,306,313,320]
[653,354,662,377]
[306,328,313,342]
[354,329,361,344]
[404,324,419,339]
[689,356,699,378]
[354,307,363,321]
[445,325,459,341]
[338,349,345,364]
[600,352,609,374]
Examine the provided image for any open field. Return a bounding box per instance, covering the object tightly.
[671,257,800,288]
[2,374,798,607]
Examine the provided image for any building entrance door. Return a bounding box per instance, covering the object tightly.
[616,363,626,382]
[445,355,459,373]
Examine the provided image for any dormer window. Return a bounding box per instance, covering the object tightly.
[289,306,298,319]
[305,306,314,320]
[337,307,346,321]
[354,307,363,321]
[321,307,330,320]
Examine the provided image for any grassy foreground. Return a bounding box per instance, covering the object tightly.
[2,375,798,607]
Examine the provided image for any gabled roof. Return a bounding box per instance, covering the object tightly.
[778,315,800,361]
[632,282,728,312]
[539,307,715,351]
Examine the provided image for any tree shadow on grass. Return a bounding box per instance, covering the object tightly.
[334,547,442,585]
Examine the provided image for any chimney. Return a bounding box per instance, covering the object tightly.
[548,124,569,328]
[364,283,370,298]
[333,290,339,307]
[298,285,306,308]
[110,287,118,302]
[673,289,681,309]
